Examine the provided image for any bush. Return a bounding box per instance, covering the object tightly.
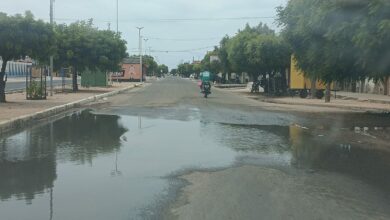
[27,80,46,99]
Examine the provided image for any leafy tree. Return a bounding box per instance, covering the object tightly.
[156,64,169,77]
[0,11,54,102]
[201,49,222,76]
[55,21,127,91]
[225,23,290,91]
[218,36,232,81]
[170,68,177,76]
[177,63,194,77]
[278,0,390,101]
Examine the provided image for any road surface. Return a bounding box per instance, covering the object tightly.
[5,78,72,92]
[0,77,389,220]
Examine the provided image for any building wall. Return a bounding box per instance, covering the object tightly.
[112,63,146,81]
[342,78,390,96]
[0,60,31,77]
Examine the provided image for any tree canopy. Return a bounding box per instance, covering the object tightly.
[55,20,127,91]
[56,21,127,73]
[0,11,54,102]
[277,0,390,97]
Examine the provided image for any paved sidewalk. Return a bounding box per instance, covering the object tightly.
[334,91,390,104]
[219,86,390,112]
[257,96,390,112]
[0,82,137,124]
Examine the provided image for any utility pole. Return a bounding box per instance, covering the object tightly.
[136,27,144,83]
[143,38,148,56]
[116,0,119,34]
[49,0,54,96]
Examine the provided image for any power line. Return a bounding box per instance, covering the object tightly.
[153,16,275,22]
[146,37,221,42]
[47,16,276,24]
[150,45,217,53]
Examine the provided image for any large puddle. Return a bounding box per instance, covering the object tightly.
[0,109,389,220]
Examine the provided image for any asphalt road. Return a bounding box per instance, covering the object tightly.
[5,78,72,92]
[0,77,389,220]
[103,77,390,220]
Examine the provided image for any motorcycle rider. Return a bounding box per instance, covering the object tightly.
[199,71,211,93]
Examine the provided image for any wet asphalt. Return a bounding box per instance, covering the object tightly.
[0,77,389,220]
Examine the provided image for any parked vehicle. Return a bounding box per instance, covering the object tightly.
[289,56,334,99]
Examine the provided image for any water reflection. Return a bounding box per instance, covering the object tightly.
[53,110,128,164]
[0,110,127,202]
[206,121,390,191]
[289,125,390,190]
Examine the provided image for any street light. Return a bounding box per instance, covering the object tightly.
[136,27,144,83]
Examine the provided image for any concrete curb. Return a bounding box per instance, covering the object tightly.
[214,84,247,89]
[0,83,142,134]
[258,98,390,113]
[335,95,390,105]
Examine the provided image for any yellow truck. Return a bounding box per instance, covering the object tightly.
[289,56,329,99]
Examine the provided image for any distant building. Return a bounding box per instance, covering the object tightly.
[0,59,32,78]
[112,57,147,82]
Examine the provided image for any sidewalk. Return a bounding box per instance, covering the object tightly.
[333,91,390,104]
[0,82,140,132]
[221,86,390,112]
[259,96,390,112]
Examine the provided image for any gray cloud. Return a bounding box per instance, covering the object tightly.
[2,0,287,69]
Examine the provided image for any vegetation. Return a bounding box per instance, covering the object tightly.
[277,0,390,101]
[175,23,290,93]
[0,11,54,102]
[26,80,45,100]
[157,64,169,77]
[55,20,127,91]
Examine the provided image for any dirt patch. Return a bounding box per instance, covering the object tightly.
[168,166,390,220]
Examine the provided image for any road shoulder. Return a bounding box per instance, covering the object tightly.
[0,83,142,134]
[214,87,390,113]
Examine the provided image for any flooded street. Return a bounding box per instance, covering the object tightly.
[1,78,390,220]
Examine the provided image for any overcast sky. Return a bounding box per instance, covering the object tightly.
[3,0,287,69]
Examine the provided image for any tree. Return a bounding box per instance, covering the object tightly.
[218,36,232,82]
[177,63,194,77]
[0,11,54,102]
[225,23,290,92]
[157,64,169,77]
[55,20,127,91]
[170,69,177,76]
[201,49,222,76]
[278,0,390,101]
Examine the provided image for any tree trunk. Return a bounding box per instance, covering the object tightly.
[384,76,389,96]
[281,68,288,94]
[0,60,8,103]
[360,80,365,93]
[351,81,357,93]
[325,82,331,103]
[310,78,317,99]
[72,68,78,92]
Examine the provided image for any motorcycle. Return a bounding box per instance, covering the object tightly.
[201,82,211,98]
[251,80,260,93]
